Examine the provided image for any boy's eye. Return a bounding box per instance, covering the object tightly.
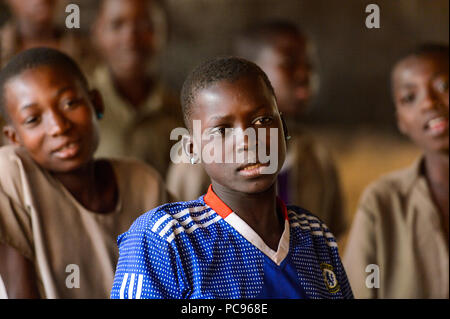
[399,92,416,105]
[62,99,81,110]
[211,127,227,136]
[109,19,125,31]
[253,117,273,125]
[24,115,40,126]
[435,79,449,93]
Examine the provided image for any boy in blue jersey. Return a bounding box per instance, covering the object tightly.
[111,56,353,299]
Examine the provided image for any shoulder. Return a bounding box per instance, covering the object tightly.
[119,198,213,246]
[0,146,34,191]
[108,157,163,184]
[287,205,338,248]
[359,163,418,208]
[291,131,336,169]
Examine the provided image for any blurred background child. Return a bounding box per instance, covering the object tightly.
[90,0,181,177]
[344,44,449,298]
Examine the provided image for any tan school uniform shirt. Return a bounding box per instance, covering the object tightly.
[344,157,449,299]
[0,145,170,298]
[90,66,182,178]
[166,128,347,239]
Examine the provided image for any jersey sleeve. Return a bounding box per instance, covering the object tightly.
[329,241,354,299]
[110,227,188,299]
[317,217,354,299]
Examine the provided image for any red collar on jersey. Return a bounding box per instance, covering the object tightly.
[204,184,288,220]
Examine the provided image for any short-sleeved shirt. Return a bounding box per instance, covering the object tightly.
[90,66,182,178]
[111,185,353,299]
[0,145,170,298]
[166,128,347,238]
[343,158,449,298]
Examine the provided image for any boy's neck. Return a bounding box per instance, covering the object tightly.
[424,151,449,186]
[211,181,284,251]
[50,160,118,214]
[110,69,154,109]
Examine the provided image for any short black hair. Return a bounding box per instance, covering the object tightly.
[233,20,306,62]
[0,47,89,122]
[180,56,275,129]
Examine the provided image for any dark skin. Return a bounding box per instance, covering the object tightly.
[0,244,40,298]
[1,65,118,297]
[6,0,61,51]
[93,0,156,108]
[392,53,449,242]
[255,31,311,120]
[187,75,287,250]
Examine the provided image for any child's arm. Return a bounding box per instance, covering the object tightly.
[0,185,40,298]
[111,224,189,299]
[343,204,377,299]
[0,243,40,298]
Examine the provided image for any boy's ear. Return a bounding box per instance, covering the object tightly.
[3,125,21,146]
[181,134,195,159]
[280,112,290,140]
[89,89,104,119]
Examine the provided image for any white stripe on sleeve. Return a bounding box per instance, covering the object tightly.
[119,273,129,299]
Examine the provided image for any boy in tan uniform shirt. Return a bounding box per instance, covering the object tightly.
[91,0,181,178]
[0,48,170,298]
[344,44,449,299]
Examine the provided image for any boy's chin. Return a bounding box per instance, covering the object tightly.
[232,177,277,196]
[45,157,92,174]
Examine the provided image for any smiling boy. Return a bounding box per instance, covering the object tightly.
[91,0,181,177]
[0,48,170,298]
[111,56,353,299]
[344,44,449,298]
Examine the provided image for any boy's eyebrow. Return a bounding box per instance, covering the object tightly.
[19,86,76,111]
[206,114,234,126]
[20,103,38,111]
[56,86,75,96]
[396,83,417,90]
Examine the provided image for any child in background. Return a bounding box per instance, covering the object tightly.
[111,57,353,299]
[0,0,91,68]
[167,21,346,239]
[0,48,170,298]
[0,0,92,146]
[344,44,449,298]
[91,0,181,177]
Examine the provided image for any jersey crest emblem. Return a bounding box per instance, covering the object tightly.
[320,263,340,294]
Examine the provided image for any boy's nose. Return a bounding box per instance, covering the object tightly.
[420,88,441,112]
[48,111,71,136]
[235,128,258,154]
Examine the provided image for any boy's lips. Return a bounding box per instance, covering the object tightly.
[237,162,270,178]
[52,140,81,159]
[424,116,449,137]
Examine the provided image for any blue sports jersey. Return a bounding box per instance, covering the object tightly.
[111,185,353,299]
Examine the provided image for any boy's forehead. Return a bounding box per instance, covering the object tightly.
[4,66,84,108]
[192,76,276,118]
[11,65,81,88]
[393,55,449,86]
[99,0,151,19]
